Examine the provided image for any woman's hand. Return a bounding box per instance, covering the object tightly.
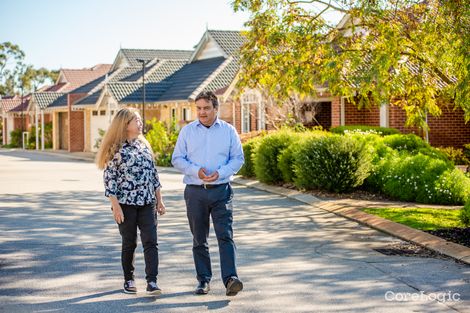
[157,201,166,215]
[112,203,125,224]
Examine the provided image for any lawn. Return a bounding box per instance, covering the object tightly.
[362,207,464,230]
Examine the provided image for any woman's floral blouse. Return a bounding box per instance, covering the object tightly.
[104,139,161,205]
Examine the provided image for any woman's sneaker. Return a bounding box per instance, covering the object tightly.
[146,281,162,295]
[123,280,137,294]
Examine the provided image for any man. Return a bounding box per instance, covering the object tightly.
[172,91,244,296]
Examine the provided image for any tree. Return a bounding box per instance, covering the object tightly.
[0,42,58,96]
[20,65,59,94]
[232,0,470,129]
[0,42,25,96]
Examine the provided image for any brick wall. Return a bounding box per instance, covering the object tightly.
[13,114,30,130]
[428,106,469,148]
[331,97,341,128]
[388,105,422,136]
[68,93,87,152]
[344,100,380,126]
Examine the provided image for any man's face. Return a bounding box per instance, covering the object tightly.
[196,98,218,126]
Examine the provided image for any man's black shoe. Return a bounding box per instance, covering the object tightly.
[225,277,243,296]
[195,281,210,295]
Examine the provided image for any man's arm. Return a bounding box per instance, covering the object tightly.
[171,127,200,178]
[216,127,244,180]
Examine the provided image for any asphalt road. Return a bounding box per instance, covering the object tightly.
[0,149,468,312]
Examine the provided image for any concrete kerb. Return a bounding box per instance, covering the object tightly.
[232,176,470,265]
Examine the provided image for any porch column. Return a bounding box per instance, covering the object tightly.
[35,107,39,150]
[41,110,45,150]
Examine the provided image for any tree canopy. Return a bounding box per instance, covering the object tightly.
[232,0,470,128]
[0,42,58,96]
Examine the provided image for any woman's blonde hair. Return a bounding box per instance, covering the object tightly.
[95,108,153,169]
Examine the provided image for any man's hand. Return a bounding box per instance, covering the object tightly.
[198,168,209,180]
[202,171,219,182]
[112,203,124,224]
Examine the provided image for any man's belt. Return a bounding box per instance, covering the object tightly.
[188,183,228,189]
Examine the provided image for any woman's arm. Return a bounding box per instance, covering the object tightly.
[156,187,166,215]
[109,195,124,224]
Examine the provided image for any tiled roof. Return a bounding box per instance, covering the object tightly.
[146,60,187,82]
[106,58,225,103]
[60,64,112,92]
[158,57,226,102]
[31,92,67,110]
[121,49,192,67]
[1,97,29,113]
[203,58,240,94]
[76,59,188,106]
[43,83,68,92]
[208,30,245,57]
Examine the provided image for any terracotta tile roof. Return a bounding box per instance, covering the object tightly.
[60,64,112,92]
[0,96,30,113]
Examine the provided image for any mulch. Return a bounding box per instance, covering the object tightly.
[426,228,470,249]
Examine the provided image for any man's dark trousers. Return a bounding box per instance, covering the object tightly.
[184,183,237,286]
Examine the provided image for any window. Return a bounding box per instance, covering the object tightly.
[100,110,106,116]
[182,108,191,121]
[241,90,263,132]
[241,103,251,133]
[92,111,98,116]
[171,108,177,120]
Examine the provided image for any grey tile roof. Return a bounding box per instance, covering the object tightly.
[146,60,187,82]
[121,49,192,67]
[203,58,240,93]
[106,57,226,103]
[158,57,226,102]
[110,66,149,82]
[208,30,245,57]
[32,92,67,110]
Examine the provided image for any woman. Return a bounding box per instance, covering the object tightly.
[96,108,165,295]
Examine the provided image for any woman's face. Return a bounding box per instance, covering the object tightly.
[127,113,143,138]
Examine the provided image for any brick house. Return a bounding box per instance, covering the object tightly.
[29,64,111,151]
[0,95,30,146]
[1,83,58,146]
[77,29,271,153]
[298,15,470,148]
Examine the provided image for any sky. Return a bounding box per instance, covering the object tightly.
[0,0,251,70]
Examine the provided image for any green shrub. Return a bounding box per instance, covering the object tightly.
[433,168,470,205]
[383,133,450,163]
[27,126,37,149]
[293,135,373,192]
[436,146,469,165]
[460,200,470,227]
[44,122,53,148]
[330,125,400,136]
[9,129,22,148]
[239,137,262,177]
[379,153,455,203]
[278,131,330,183]
[145,118,179,166]
[254,130,300,184]
[94,128,106,150]
[383,133,428,151]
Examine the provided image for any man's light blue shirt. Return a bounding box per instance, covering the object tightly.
[171,118,244,185]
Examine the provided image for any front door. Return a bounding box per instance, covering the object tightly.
[59,112,68,150]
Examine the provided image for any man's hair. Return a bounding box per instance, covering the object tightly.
[195,91,219,109]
